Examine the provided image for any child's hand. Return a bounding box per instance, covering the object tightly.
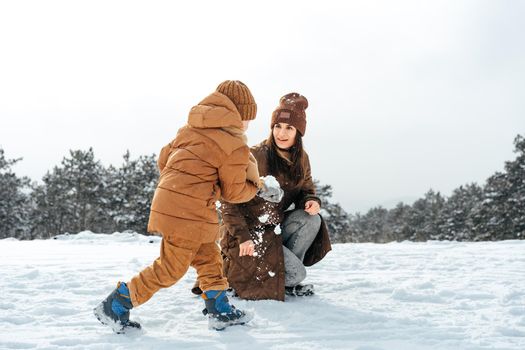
[239,240,255,256]
[304,200,320,215]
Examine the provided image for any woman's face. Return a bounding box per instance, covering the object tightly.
[273,122,297,150]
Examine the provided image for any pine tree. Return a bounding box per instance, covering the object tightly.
[31,148,107,237]
[64,149,106,232]
[362,206,389,243]
[386,202,412,241]
[503,135,525,239]
[105,151,158,233]
[423,190,446,240]
[31,167,74,238]
[403,190,445,241]
[439,184,483,241]
[405,198,427,241]
[0,149,31,239]
[471,172,509,240]
[314,180,352,243]
[469,134,525,241]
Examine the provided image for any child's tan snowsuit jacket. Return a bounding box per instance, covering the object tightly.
[147,92,260,243]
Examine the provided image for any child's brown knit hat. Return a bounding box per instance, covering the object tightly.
[216,80,257,121]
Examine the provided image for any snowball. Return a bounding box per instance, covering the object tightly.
[259,214,269,223]
[261,175,281,190]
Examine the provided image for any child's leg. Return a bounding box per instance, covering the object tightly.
[192,242,251,330]
[128,236,199,307]
[190,241,228,292]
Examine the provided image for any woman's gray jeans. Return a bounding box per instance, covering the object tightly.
[281,209,321,287]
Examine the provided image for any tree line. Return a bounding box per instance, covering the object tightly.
[319,134,525,243]
[0,149,158,239]
[1,134,524,242]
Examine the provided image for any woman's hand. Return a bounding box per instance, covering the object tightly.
[239,239,255,256]
[304,200,320,215]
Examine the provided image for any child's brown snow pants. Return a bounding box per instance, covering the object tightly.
[127,235,228,307]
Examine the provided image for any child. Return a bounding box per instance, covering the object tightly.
[94,80,263,332]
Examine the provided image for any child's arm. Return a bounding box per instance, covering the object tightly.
[218,146,259,203]
[246,153,261,187]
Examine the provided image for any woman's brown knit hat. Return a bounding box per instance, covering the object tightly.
[216,80,257,121]
[271,92,308,135]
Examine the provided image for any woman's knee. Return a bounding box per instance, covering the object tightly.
[307,212,322,231]
[285,209,321,229]
[292,210,321,232]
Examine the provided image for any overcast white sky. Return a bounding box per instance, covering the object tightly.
[0,0,524,213]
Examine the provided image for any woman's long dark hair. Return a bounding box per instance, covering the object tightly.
[266,130,307,181]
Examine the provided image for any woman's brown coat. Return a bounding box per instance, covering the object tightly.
[147,92,259,243]
[220,140,332,301]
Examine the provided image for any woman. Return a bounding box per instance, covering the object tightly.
[216,92,332,301]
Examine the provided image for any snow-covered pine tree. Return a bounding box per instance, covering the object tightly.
[314,180,353,243]
[349,213,367,242]
[62,149,107,233]
[362,206,389,243]
[0,149,31,239]
[404,198,426,241]
[503,134,525,239]
[31,149,107,237]
[386,202,412,241]
[31,167,74,238]
[468,134,525,241]
[471,172,509,240]
[105,151,158,233]
[423,190,446,240]
[404,190,445,241]
[438,184,483,241]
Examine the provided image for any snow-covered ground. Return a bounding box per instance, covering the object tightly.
[1,232,524,350]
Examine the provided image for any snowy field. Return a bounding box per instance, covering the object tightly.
[0,232,524,350]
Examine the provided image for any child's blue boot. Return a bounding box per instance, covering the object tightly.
[93,282,141,333]
[202,290,252,330]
